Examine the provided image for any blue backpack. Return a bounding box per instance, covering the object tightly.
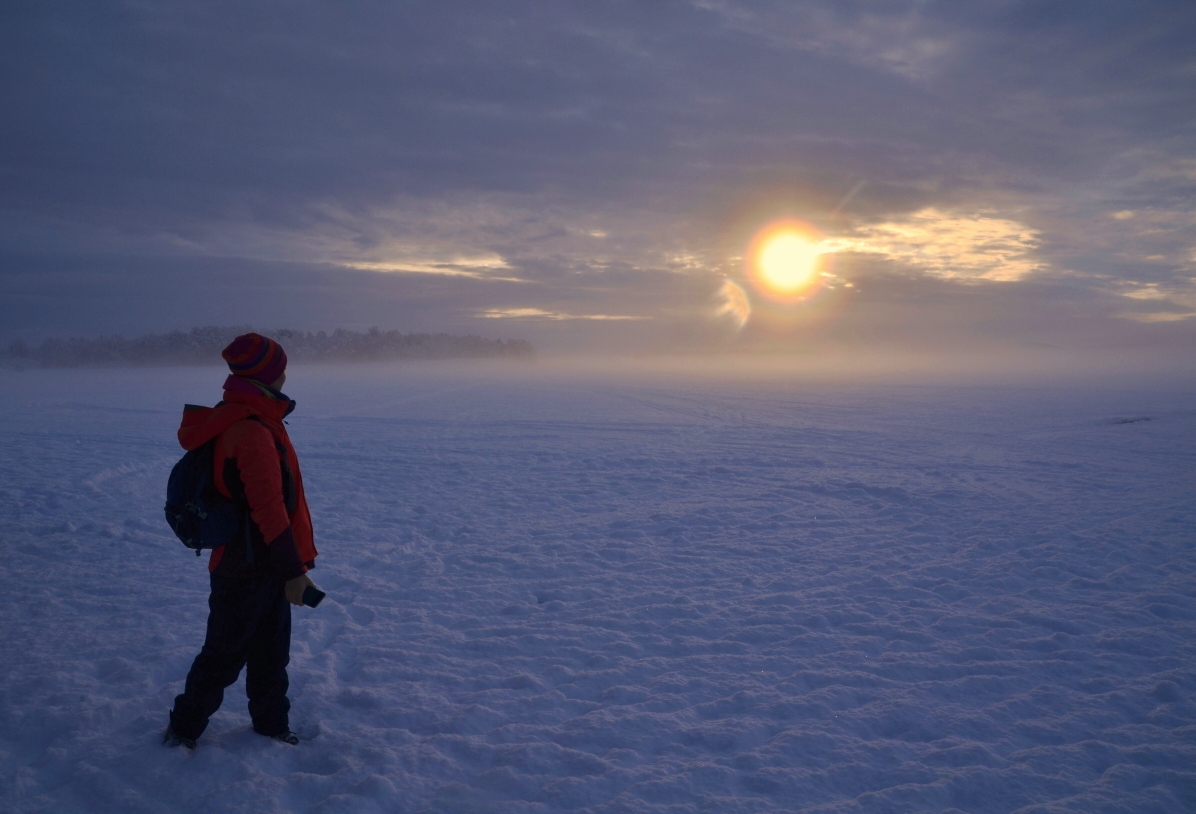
[164,440,245,556]
[164,409,257,557]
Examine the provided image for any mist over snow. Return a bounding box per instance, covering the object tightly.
[2,326,533,369]
[1,364,1193,812]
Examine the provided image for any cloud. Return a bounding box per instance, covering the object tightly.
[341,254,528,282]
[1113,279,1196,322]
[476,308,648,321]
[695,0,958,80]
[1,1,1193,360]
[827,208,1044,282]
[1120,311,1196,323]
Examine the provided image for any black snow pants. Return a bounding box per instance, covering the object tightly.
[170,573,291,740]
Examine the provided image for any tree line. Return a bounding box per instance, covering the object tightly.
[3,326,534,368]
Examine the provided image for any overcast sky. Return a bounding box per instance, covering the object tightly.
[2,1,1194,361]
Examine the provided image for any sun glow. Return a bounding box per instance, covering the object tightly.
[748,223,824,300]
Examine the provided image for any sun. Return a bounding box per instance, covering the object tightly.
[747,223,824,300]
[759,232,819,291]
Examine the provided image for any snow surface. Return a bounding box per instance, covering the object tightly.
[1,364,1193,813]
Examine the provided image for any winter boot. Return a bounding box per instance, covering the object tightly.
[163,723,197,749]
[258,728,300,745]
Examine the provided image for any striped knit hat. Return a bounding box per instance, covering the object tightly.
[222,333,288,385]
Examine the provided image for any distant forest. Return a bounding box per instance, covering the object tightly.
[2,326,534,368]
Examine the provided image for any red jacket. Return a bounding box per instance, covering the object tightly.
[177,377,317,577]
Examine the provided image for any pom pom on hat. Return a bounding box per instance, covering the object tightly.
[222,333,287,385]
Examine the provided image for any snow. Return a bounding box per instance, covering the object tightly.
[1,363,1193,813]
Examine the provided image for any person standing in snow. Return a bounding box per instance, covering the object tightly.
[164,333,320,748]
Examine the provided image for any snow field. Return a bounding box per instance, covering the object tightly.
[0,364,1193,813]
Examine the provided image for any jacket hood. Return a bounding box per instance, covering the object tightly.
[177,402,253,450]
[176,386,296,450]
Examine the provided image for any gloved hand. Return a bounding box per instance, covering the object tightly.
[285,573,317,606]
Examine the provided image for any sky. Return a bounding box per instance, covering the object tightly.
[2,0,1194,364]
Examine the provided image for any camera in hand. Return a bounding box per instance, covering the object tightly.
[302,586,326,608]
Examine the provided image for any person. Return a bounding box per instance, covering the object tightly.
[163,333,320,748]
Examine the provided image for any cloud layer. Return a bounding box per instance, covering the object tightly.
[2,1,1194,357]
